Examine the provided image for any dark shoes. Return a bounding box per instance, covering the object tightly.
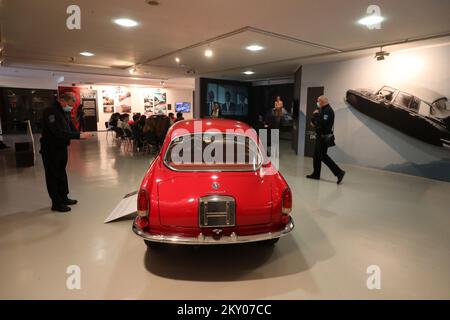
[337,171,346,184]
[307,172,345,184]
[64,198,78,205]
[51,204,71,212]
[51,198,77,212]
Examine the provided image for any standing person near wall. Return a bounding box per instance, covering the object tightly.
[210,103,222,118]
[40,93,90,212]
[307,95,346,184]
[274,96,284,116]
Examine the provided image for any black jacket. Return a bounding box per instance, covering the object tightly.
[312,104,335,135]
[40,101,80,149]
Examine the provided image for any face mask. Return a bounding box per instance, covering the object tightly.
[63,106,73,112]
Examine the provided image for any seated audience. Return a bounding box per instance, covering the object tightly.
[118,114,132,133]
[168,112,176,125]
[108,112,120,128]
[175,112,184,122]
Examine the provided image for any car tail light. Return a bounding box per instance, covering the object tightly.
[137,189,149,217]
[281,187,292,215]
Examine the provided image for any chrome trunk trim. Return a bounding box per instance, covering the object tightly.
[132,217,294,245]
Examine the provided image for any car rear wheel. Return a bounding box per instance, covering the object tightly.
[260,238,279,246]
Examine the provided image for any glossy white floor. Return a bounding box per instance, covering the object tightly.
[0,132,449,299]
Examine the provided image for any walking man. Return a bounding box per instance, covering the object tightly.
[307,96,345,184]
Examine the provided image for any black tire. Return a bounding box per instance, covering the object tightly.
[260,238,279,246]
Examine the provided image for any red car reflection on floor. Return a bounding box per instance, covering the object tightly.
[133,119,294,246]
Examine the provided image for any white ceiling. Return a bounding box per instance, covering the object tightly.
[0,0,449,83]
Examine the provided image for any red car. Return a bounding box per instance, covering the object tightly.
[133,119,294,246]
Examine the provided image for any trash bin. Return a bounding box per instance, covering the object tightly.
[15,142,34,167]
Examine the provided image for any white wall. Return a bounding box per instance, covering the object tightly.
[299,43,450,181]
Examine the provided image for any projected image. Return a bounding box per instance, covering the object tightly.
[207,83,248,116]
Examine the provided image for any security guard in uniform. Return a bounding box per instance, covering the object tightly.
[40,93,90,212]
[307,95,345,184]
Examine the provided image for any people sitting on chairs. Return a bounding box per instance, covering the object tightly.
[118,114,131,132]
[108,112,120,128]
[131,115,147,151]
[168,112,176,125]
[175,112,184,123]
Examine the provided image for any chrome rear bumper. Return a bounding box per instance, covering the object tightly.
[132,217,294,245]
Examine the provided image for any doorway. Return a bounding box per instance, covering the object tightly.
[304,86,324,157]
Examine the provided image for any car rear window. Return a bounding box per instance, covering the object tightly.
[164,133,262,171]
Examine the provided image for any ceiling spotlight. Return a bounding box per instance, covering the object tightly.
[160,81,166,86]
[129,66,137,74]
[246,45,264,52]
[205,49,213,58]
[80,51,94,57]
[358,15,384,26]
[243,70,255,75]
[375,47,390,61]
[175,57,180,63]
[114,18,139,28]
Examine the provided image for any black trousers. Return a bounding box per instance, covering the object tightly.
[41,146,69,206]
[313,137,342,177]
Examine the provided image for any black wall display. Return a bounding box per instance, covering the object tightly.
[291,66,302,154]
[200,78,252,123]
[82,98,98,132]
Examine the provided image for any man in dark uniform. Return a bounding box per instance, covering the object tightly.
[40,93,90,212]
[307,95,346,184]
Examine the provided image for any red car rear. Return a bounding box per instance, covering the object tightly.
[133,119,294,245]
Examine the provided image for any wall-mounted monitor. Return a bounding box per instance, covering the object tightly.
[176,102,191,113]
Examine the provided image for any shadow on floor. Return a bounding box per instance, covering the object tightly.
[143,235,311,282]
[0,208,68,250]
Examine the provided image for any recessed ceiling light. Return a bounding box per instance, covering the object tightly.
[358,15,384,26]
[246,45,264,52]
[175,57,180,63]
[243,71,255,75]
[205,49,213,57]
[80,51,94,57]
[114,18,138,28]
[129,67,137,74]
